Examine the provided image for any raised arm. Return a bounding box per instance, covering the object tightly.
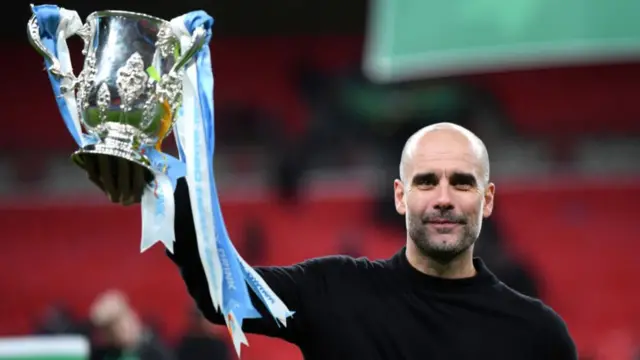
[167,178,323,344]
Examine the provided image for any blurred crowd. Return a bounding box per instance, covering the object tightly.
[26,220,274,360]
[34,291,231,360]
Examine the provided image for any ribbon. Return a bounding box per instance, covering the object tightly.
[169,12,293,357]
[173,107,187,161]
[139,146,185,253]
[31,5,94,147]
[236,249,295,326]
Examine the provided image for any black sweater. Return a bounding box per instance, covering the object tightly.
[168,179,577,360]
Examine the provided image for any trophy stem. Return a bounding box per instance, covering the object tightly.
[72,123,155,180]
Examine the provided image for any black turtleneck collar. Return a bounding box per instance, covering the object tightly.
[390,247,498,292]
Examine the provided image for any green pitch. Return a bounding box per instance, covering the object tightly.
[0,336,88,360]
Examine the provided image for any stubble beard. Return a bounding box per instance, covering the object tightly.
[407,213,480,264]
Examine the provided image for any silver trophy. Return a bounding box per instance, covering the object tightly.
[27,9,207,173]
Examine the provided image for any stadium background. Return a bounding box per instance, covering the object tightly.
[1,0,639,359]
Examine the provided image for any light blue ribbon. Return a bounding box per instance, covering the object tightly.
[173,12,293,356]
[31,5,96,147]
[139,144,186,254]
[182,8,262,338]
[142,145,186,190]
[174,107,187,161]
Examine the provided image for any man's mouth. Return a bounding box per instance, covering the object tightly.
[426,220,462,233]
[427,217,464,225]
[430,219,455,224]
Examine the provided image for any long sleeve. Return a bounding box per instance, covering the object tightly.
[540,310,578,360]
[549,327,578,360]
[166,178,327,345]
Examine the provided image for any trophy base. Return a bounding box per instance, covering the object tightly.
[71,143,155,183]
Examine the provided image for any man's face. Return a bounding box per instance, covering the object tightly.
[394,130,494,263]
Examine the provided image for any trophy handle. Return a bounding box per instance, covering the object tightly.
[26,5,91,84]
[171,26,208,73]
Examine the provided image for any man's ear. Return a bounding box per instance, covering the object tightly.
[394,179,406,215]
[483,182,495,218]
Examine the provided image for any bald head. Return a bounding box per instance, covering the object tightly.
[399,123,490,185]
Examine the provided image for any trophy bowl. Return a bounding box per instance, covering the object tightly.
[27,8,207,179]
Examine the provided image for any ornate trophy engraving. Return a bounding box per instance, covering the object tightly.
[27,8,207,172]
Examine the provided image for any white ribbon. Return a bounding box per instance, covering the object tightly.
[166,13,294,356]
[55,8,85,147]
[140,172,176,253]
[236,251,295,326]
[170,17,224,313]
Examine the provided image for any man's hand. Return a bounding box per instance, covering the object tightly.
[78,154,152,206]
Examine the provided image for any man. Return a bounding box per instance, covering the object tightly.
[88,290,175,360]
[85,122,577,359]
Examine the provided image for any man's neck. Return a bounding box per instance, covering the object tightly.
[405,240,476,279]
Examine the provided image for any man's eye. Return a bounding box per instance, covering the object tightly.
[417,183,435,189]
[454,184,473,191]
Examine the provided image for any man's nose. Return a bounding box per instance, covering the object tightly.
[433,184,454,211]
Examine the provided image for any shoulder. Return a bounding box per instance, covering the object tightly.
[249,254,395,301]
[494,283,567,329]
[290,254,386,270]
[534,301,577,358]
[494,283,577,358]
[294,254,388,277]
[282,254,391,286]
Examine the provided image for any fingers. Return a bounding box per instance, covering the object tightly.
[118,160,153,206]
[117,158,132,204]
[120,162,146,206]
[99,155,119,202]
[131,164,147,204]
[83,155,106,193]
[77,153,150,206]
